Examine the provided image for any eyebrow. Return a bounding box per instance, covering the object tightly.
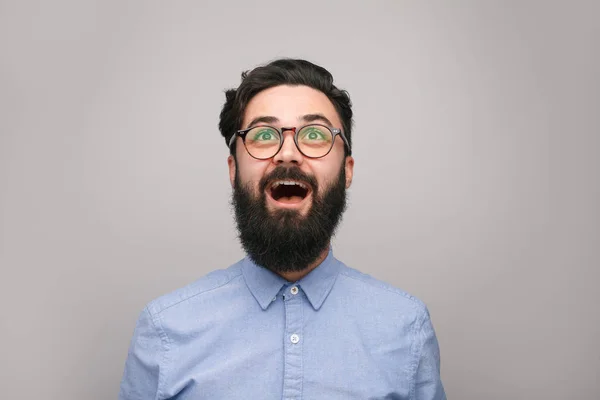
[245,116,280,129]
[245,113,335,129]
[300,113,334,126]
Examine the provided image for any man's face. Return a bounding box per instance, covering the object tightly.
[228,84,353,213]
[228,85,354,272]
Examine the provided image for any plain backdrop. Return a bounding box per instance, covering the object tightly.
[1,1,598,399]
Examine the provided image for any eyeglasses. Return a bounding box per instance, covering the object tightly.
[228,124,351,160]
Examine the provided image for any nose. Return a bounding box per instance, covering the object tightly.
[272,131,304,165]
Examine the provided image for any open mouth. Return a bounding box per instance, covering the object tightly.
[268,180,311,205]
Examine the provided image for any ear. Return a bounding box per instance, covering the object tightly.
[344,156,354,188]
[227,155,236,188]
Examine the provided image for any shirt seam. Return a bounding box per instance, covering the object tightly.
[338,270,423,305]
[144,306,171,400]
[409,306,427,400]
[153,272,242,316]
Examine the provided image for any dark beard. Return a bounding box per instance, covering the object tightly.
[231,163,347,274]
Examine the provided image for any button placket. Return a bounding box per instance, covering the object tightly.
[282,285,303,399]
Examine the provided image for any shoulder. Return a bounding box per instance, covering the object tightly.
[336,260,429,314]
[144,259,245,316]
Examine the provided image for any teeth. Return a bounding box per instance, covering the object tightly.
[272,180,307,189]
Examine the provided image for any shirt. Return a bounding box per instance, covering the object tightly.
[118,249,446,399]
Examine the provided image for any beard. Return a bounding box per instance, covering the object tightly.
[231,162,347,274]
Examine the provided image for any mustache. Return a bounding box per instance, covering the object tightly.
[259,166,318,193]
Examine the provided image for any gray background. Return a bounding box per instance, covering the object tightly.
[1,1,598,399]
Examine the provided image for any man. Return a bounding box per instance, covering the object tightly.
[119,59,446,399]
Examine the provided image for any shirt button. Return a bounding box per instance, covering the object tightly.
[290,286,299,295]
[290,334,300,344]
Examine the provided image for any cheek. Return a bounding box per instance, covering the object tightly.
[236,159,270,190]
[312,159,345,192]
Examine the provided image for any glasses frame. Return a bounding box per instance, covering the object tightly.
[228,124,351,160]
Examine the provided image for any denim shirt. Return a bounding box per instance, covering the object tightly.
[119,249,446,399]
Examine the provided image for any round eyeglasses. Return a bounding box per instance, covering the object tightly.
[228,124,351,160]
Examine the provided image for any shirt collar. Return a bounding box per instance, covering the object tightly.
[241,247,341,311]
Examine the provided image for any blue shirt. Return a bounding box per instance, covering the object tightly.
[119,249,446,399]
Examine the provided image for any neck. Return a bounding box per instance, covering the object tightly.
[277,245,330,282]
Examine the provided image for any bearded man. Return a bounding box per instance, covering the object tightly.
[119,59,446,400]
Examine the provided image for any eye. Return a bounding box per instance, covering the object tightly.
[299,126,328,141]
[258,131,272,140]
[249,127,280,142]
[307,131,321,140]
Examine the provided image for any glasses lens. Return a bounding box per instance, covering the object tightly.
[297,125,334,157]
[245,126,281,159]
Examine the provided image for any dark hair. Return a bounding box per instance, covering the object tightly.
[218,58,353,157]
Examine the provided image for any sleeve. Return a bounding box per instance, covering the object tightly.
[413,307,447,400]
[118,306,166,400]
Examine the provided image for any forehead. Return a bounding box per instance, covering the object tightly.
[242,85,341,128]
